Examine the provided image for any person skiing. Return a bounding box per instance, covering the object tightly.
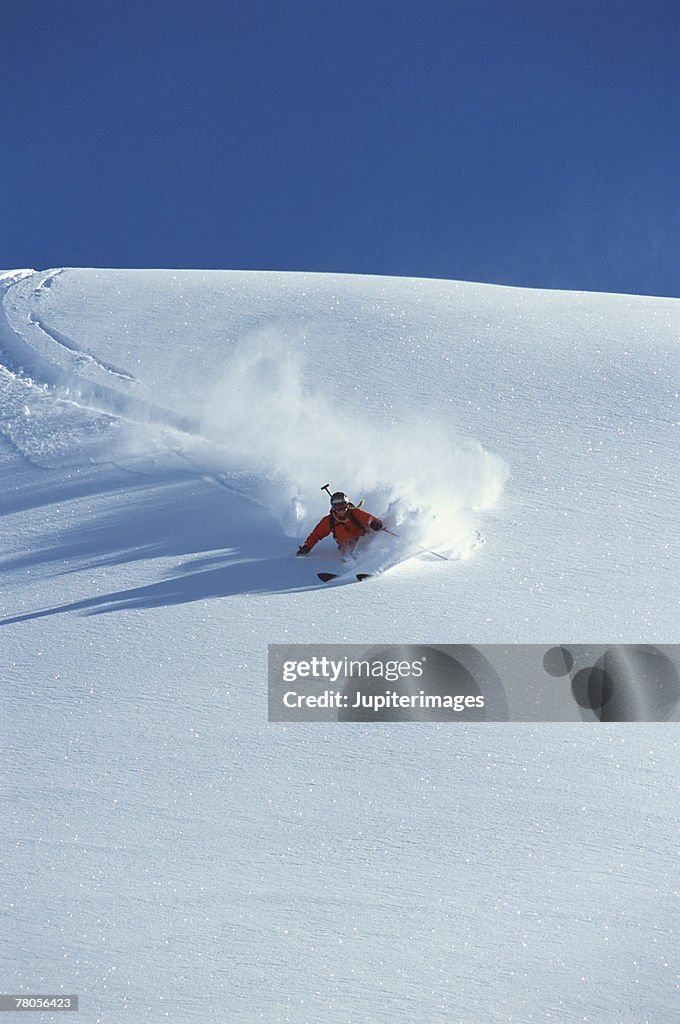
[296,491,383,557]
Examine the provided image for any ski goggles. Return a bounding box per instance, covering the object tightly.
[331,501,350,511]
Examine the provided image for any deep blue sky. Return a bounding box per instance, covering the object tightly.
[2,0,679,296]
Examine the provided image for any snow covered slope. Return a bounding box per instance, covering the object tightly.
[1,269,678,1022]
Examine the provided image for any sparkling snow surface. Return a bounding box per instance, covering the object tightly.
[1,269,678,1022]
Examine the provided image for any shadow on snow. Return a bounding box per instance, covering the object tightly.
[0,464,333,624]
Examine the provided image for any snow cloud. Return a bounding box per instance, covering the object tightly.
[198,325,509,559]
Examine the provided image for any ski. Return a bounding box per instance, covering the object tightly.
[317,571,373,583]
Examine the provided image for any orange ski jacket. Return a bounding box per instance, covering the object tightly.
[304,507,381,550]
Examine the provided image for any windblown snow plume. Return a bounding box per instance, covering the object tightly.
[198,325,509,560]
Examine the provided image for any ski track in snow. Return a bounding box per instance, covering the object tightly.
[0,271,247,496]
[28,311,136,382]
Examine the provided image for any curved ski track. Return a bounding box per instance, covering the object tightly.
[0,269,250,500]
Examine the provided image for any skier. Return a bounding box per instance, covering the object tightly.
[296,491,383,557]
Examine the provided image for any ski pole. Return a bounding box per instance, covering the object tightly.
[321,482,364,508]
[380,526,448,561]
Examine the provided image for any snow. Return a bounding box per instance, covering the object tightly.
[1,268,678,1021]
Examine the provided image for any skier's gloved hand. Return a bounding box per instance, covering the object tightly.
[369,519,383,531]
[296,545,311,556]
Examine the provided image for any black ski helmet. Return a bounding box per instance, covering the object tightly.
[330,491,349,507]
